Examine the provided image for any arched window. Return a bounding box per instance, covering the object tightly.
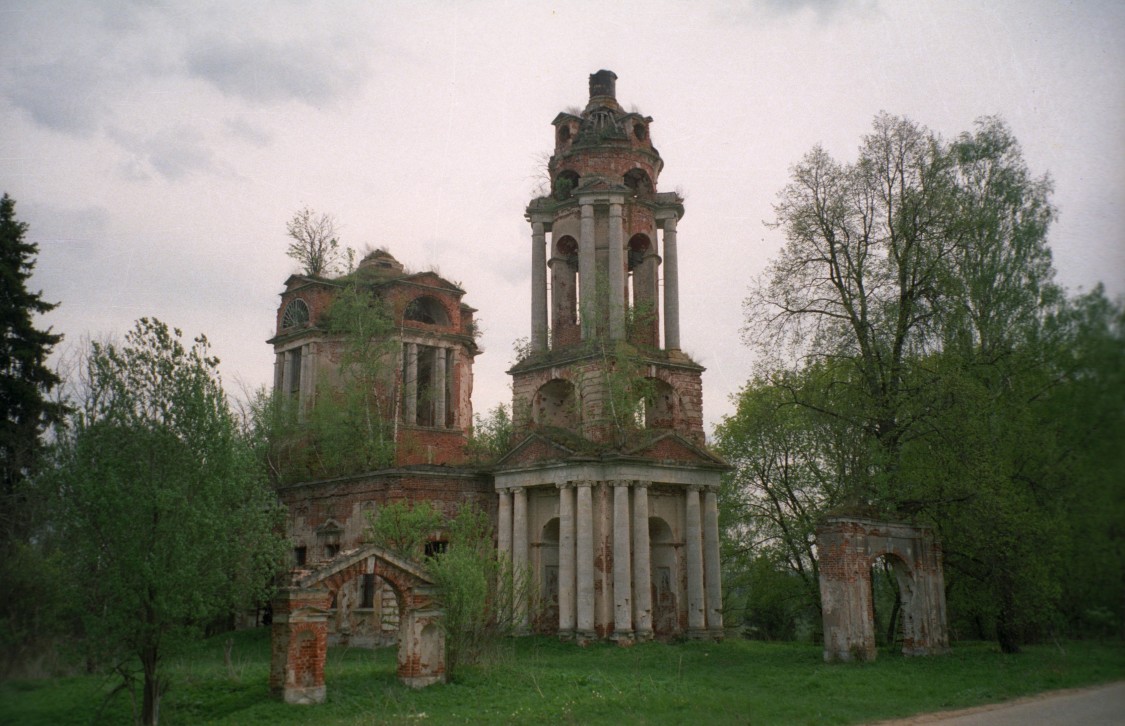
[404,296,450,326]
[281,298,310,329]
[624,169,654,199]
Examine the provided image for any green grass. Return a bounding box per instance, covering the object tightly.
[2,631,1123,725]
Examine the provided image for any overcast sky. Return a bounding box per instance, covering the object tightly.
[3,0,1123,433]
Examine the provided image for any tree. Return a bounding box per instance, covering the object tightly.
[285,206,343,277]
[0,193,64,542]
[53,319,286,725]
[735,114,1103,651]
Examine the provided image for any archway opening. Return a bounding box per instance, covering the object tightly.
[538,518,560,632]
[649,516,679,637]
[871,553,914,653]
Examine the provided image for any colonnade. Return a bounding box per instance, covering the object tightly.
[528,200,681,354]
[496,481,722,641]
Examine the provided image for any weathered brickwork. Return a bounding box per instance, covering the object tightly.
[816,517,950,662]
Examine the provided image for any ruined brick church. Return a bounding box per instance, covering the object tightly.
[270,71,727,649]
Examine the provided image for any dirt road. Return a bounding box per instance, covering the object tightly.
[878,681,1124,725]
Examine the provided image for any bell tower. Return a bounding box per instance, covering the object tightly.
[496,72,726,643]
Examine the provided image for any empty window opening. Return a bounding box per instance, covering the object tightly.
[293,546,307,567]
[404,296,450,326]
[633,123,648,141]
[624,169,654,199]
[425,540,448,558]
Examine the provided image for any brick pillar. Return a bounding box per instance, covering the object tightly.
[685,485,706,636]
[404,342,418,425]
[531,219,549,353]
[632,481,653,640]
[703,486,724,637]
[662,215,680,350]
[270,587,332,705]
[575,481,595,642]
[557,482,576,639]
[612,481,633,641]
[434,346,447,429]
[512,486,529,633]
[579,201,596,340]
[608,200,625,340]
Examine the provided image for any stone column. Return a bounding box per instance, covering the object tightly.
[612,481,633,640]
[273,352,284,392]
[497,489,512,561]
[702,486,723,636]
[685,485,706,636]
[557,483,576,639]
[404,343,418,426]
[608,200,625,340]
[575,481,595,641]
[531,220,549,353]
[579,201,596,340]
[512,486,529,632]
[632,481,653,640]
[433,346,447,428]
[662,216,680,351]
[299,343,315,413]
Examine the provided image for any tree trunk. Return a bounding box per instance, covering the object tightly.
[140,645,161,725]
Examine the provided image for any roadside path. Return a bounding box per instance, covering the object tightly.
[877,681,1125,725]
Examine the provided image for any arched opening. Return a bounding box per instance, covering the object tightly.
[550,235,579,347]
[281,298,310,330]
[533,379,579,429]
[632,122,648,142]
[555,170,580,200]
[538,518,560,632]
[627,234,657,346]
[644,378,677,429]
[557,125,572,145]
[871,553,915,654]
[404,296,450,326]
[624,168,654,199]
[649,517,679,637]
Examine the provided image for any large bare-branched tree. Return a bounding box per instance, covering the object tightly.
[286,206,342,277]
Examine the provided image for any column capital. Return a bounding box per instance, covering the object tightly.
[528,211,554,227]
[575,480,595,489]
[556,482,573,490]
[610,480,632,489]
[633,480,649,491]
[511,486,526,495]
[686,483,704,493]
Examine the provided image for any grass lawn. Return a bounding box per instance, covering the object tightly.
[2,630,1122,725]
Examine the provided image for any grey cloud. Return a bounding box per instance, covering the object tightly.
[185,35,368,106]
[108,124,220,181]
[5,59,110,135]
[224,117,273,147]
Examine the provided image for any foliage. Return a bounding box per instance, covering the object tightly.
[2,629,1124,725]
[466,403,513,463]
[284,206,344,277]
[364,500,444,561]
[0,193,67,666]
[731,113,1125,651]
[365,501,529,678]
[51,318,288,725]
[261,279,398,483]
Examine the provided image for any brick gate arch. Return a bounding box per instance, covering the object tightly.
[270,545,446,704]
[815,517,950,662]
